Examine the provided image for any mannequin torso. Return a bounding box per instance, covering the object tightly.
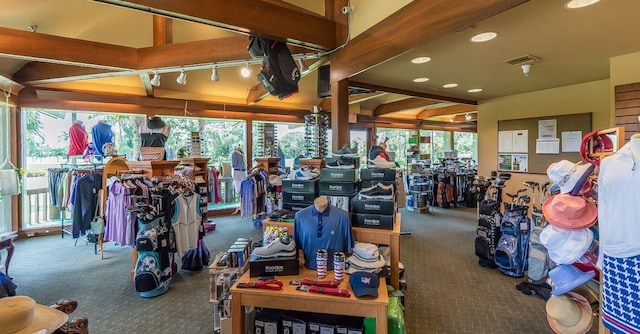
[630,133,640,162]
[314,197,328,213]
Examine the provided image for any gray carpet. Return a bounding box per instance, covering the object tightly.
[6,208,596,333]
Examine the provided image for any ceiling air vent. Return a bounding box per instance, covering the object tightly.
[504,54,541,66]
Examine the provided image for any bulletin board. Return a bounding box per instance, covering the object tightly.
[497,113,591,174]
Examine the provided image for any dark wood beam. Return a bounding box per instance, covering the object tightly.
[13,63,115,85]
[350,81,477,105]
[91,0,336,50]
[416,104,477,119]
[373,97,443,117]
[0,72,24,96]
[153,16,173,46]
[318,92,386,111]
[331,79,349,151]
[357,115,476,132]
[330,0,527,81]
[0,27,136,70]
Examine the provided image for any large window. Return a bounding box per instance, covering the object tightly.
[376,128,412,168]
[252,122,305,168]
[0,104,11,233]
[431,130,452,165]
[454,132,478,163]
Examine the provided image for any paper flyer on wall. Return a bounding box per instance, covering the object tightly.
[538,119,557,138]
[536,138,560,154]
[561,131,582,152]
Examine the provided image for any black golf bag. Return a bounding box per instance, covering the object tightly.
[495,204,531,278]
[474,199,502,268]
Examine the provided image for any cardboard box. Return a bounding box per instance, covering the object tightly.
[318,181,358,196]
[283,179,319,194]
[282,202,312,212]
[360,168,396,181]
[309,313,336,334]
[281,311,310,334]
[250,255,300,277]
[320,168,360,182]
[351,213,395,230]
[335,315,364,334]
[283,192,317,203]
[351,198,396,215]
[255,308,282,334]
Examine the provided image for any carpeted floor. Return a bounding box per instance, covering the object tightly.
[5,207,596,333]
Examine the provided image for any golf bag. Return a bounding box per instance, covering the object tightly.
[494,204,531,278]
[134,216,174,298]
[526,224,552,283]
[475,199,502,268]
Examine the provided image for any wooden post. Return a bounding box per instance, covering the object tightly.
[330,79,349,151]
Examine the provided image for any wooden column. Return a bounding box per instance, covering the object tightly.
[246,119,253,167]
[152,16,173,45]
[330,79,349,151]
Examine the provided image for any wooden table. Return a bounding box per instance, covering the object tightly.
[262,213,402,289]
[0,231,18,278]
[230,267,388,334]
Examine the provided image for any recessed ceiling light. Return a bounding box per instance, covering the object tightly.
[411,56,432,64]
[470,32,498,43]
[565,0,600,9]
[413,77,429,83]
[467,88,483,93]
[443,83,458,88]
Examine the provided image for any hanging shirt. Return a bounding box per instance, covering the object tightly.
[597,142,640,267]
[139,123,170,147]
[231,150,246,171]
[294,205,355,270]
[171,193,202,257]
[91,121,114,156]
[68,122,88,156]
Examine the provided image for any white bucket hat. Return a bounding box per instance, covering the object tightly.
[540,224,593,265]
[346,242,385,270]
[547,160,593,194]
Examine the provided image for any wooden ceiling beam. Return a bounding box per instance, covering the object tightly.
[318,92,386,111]
[373,97,443,117]
[416,104,477,119]
[91,0,336,50]
[0,71,25,95]
[350,81,477,105]
[12,62,116,85]
[0,27,137,70]
[329,0,527,81]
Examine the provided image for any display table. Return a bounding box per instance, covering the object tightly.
[0,231,17,278]
[260,213,402,290]
[230,267,389,334]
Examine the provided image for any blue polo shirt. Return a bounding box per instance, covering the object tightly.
[294,205,355,270]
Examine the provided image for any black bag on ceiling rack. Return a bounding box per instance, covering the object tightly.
[248,36,300,100]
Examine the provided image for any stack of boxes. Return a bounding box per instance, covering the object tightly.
[318,157,360,212]
[281,177,319,212]
[352,167,398,230]
[255,308,365,334]
[226,237,252,269]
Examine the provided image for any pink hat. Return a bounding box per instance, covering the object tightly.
[542,194,597,230]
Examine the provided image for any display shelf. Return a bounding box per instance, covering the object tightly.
[230,267,389,334]
[125,160,180,179]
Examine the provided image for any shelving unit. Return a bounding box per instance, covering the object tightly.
[209,261,249,333]
[406,173,432,213]
[406,130,431,168]
[303,112,329,159]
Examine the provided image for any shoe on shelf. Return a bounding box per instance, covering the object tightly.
[359,183,394,199]
[367,156,397,169]
[252,236,296,257]
[333,145,358,156]
[325,156,355,169]
[292,167,320,180]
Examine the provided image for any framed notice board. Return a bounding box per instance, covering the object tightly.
[497,113,591,174]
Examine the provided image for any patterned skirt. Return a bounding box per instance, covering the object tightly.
[602,254,640,334]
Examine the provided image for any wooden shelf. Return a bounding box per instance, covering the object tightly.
[125,160,181,178]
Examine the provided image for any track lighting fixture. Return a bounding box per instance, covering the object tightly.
[211,66,219,81]
[240,63,251,78]
[465,113,472,121]
[297,59,310,74]
[176,70,187,85]
[150,72,161,86]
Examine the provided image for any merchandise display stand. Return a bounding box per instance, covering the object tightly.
[254,157,281,175]
[209,261,249,333]
[230,267,389,334]
[260,213,402,290]
[125,160,180,179]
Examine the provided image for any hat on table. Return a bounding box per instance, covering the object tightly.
[540,224,593,265]
[549,264,595,296]
[546,291,593,334]
[346,242,385,272]
[0,296,68,334]
[542,194,597,230]
[547,160,593,195]
[349,271,379,298]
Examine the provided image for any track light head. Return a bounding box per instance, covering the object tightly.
[240,64,251,78]
[176,70,187,85]
[211,66,219,81]
[297,59,310,74]
[150,72,161,86]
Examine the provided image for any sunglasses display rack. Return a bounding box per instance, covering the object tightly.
[303,112,329,159]
[255,122,279,158]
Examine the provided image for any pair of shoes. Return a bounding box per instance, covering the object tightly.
[326,156,355,169]
[291,167,320,180]
[360,183,394,199]
[252,236,296,258]
[333,145,358,156]
[367,156,396,169]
